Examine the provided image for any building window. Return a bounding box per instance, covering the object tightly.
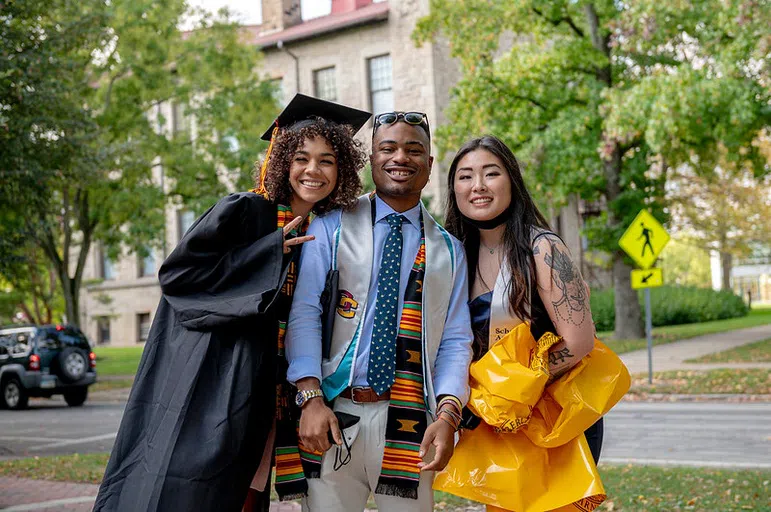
[172,101,189,136]
[368,55,393,115]
[137,313,151,343]
[178,210,196,240]
[97,317,111,345]
[313,67,337,102]
[101,249,116,280]
[138,247,156,278]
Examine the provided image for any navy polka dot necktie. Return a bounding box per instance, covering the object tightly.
[368,213,405,395]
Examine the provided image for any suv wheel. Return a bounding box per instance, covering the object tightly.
[1,377,29,410]
[63,386,88,407]
[58,347,87,383]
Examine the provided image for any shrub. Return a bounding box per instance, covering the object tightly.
[590,285,749,332]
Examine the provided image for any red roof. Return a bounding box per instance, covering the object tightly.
[244,1,389,49]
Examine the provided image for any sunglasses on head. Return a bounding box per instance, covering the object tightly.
[372,111,430,138]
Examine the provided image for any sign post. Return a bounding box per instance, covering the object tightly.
[619,210,670,384]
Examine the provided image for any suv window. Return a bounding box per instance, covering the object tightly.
[0,329,35,358]
[39,327,90,349]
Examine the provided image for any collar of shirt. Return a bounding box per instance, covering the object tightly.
[373,194,421,231]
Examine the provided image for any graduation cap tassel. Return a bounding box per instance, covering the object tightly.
[255,124,279,197]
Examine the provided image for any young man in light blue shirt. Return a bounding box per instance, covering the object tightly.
[285,112,473,512]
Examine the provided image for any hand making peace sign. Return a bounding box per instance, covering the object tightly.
[282,216,315,254]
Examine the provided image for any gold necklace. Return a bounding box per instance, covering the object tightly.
[480,241,499,254]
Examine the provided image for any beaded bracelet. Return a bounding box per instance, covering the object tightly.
[437,413,458,431]
[438,406,462,425]
[436,409,461,432]
[438,395,462,414]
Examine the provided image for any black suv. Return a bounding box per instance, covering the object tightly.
[0,324,97,410]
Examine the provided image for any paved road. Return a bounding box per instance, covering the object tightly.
[602,401,771,468]
[2,399,770,469]
[0,397,123,459]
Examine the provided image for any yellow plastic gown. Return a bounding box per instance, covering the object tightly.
[434,323,630,512]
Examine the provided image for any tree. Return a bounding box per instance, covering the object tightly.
[659,238,712,289]
[1,0,277,327]
[668,161,771,290]
[415,0,770,339]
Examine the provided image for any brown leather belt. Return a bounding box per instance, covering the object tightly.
[339,386,391,404]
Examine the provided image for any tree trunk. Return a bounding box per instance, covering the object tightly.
[613,253,644,339]
[604,144,644,339]
[720,251,732,290]
[584,2,644,339]
[59,272,79,327]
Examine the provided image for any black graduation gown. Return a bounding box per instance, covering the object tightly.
[94,192,287,512]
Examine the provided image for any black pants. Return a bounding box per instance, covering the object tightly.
[584,417,604,463]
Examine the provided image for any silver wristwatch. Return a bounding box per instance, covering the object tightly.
[295,388,324,408]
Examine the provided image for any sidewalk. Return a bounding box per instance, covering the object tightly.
[620,323,771,374]
[0,477,98,511]
[0,477,302,511]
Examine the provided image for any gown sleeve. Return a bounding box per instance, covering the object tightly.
[158,192,286,331]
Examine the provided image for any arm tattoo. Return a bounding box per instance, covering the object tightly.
[541,239,588,326]
[548,347,573,366]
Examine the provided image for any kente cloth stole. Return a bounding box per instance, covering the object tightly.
[375,213,427,500]
[270,204,321,501]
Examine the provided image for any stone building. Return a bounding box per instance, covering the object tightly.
[79,0,595,346]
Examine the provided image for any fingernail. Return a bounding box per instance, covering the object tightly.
[419,450,424,457]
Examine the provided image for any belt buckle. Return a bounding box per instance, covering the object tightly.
[350,386,369,404]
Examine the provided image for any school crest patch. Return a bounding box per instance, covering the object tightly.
[336,290,358,319]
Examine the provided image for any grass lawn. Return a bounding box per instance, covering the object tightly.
[90,378,135,392]
[599,307,771,355]
[628,369,770,395]
[595,464,770,511]
[3,454,768,511]
[93,346,144,376]
[0,453,109,484]
[686,337,771,363]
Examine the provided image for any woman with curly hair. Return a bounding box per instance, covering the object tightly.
[95,95,371,512]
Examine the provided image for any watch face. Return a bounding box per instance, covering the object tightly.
[295,392,305,407]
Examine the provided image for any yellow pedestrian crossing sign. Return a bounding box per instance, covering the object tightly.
[619,209,670,269]
[631,268,663,289]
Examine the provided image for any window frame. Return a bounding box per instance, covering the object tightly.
[313,66,338,102]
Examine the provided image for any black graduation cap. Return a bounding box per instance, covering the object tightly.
[254,94,371,195]
[260,93,371,141]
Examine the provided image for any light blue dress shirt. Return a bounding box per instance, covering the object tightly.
[285,195,473,403]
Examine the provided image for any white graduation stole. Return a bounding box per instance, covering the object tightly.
[321,195,455,413]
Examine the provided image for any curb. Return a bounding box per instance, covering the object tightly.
[623,393,771,402]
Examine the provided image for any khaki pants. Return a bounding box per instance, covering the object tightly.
[302,397,434,512]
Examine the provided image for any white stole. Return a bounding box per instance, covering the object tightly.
[322,195,455,413]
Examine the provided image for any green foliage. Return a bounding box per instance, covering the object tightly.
[0,0,278,326]
[591,285,748,331]
[659,238,712,288]
[415,0,769,247]
[415,0,770,337]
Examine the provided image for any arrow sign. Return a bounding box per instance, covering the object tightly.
[631,268,663,289]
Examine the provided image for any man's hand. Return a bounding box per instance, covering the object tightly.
[299,399,341,453]
[417,418,455,472]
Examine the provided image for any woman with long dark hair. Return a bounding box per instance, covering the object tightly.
[436,135,628,512]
